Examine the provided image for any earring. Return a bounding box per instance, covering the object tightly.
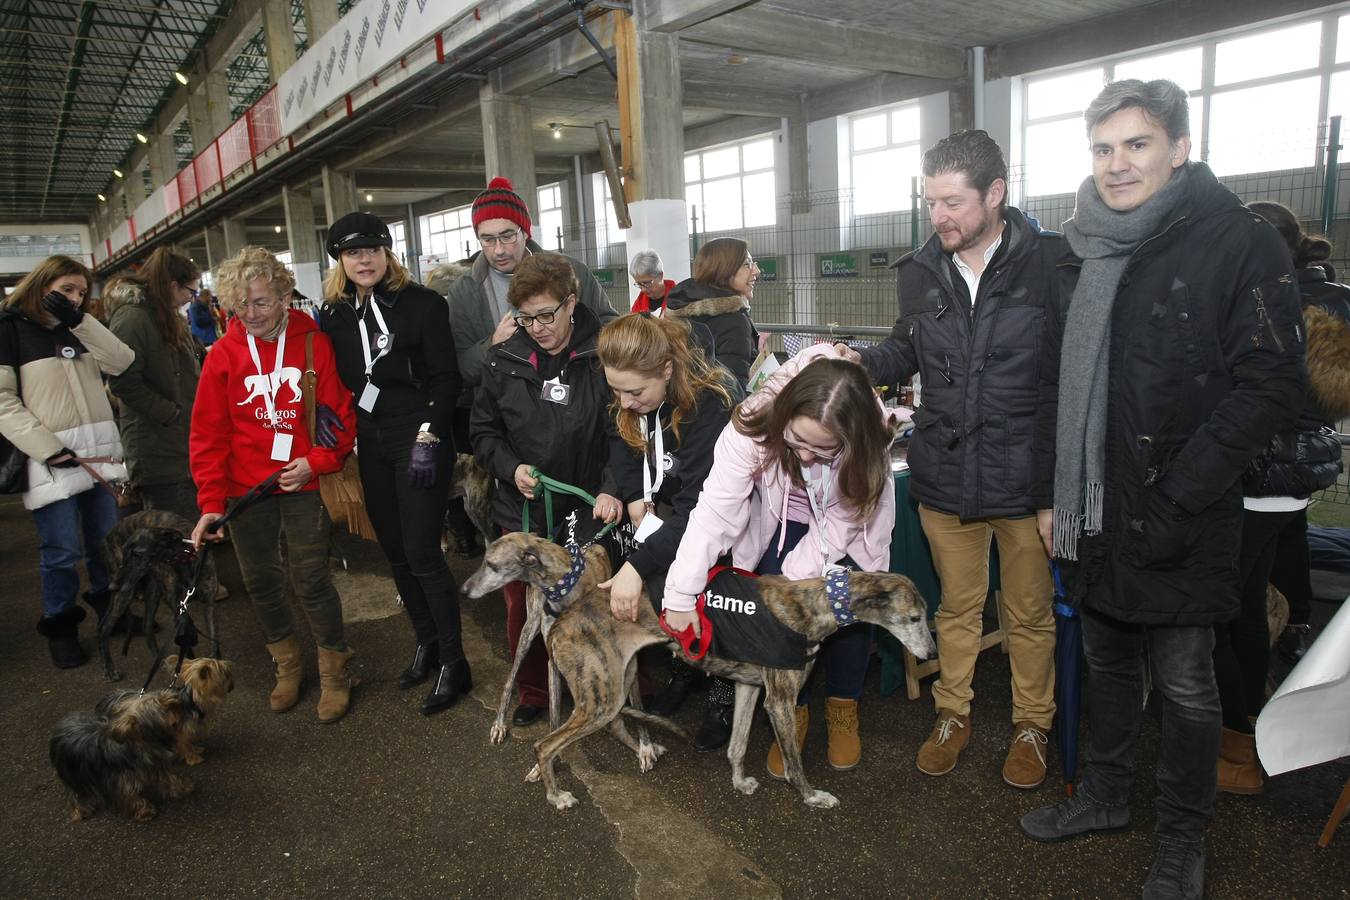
[569,314,575,324]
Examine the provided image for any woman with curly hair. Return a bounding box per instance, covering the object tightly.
[190,247,358,722]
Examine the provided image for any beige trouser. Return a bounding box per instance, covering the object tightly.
[918,505,1056,728]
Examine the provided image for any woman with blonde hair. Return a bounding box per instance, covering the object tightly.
[319,212,471,715]
[0,255,134,667]
[663,237,761,388]
[105,246,202,522]
[190,246,358,722]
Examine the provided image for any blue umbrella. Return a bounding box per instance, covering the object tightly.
[1053,562,1084,795]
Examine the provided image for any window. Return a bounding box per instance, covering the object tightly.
[275,250,293,268]
[389,221,408,265]
[592,173,626,247]
[538,183,563,251]
[685,135,777,232]
[419,203,477,264]
[847,106,921,215]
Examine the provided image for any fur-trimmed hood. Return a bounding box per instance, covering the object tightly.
[663,286,750,319]
[1304,304,1350,419]
[100,278,148,319]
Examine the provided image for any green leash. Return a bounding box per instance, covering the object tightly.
[521,467,618,541]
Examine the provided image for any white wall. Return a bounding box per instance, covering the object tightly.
[0,224,93,277]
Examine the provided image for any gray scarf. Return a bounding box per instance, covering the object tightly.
[1052,164,1191,560]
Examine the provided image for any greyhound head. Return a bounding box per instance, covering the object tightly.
[846,573,937,660]
[463,532,566,598]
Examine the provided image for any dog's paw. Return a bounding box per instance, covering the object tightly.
[525,764,541,783]
[548,790,578,810]
[70,805,93,822]
[182,752,205,766]
[803,790,839,809]
[489,722,508,745]
[166,776,195,799]
[734,776,760,795]
[132,801,158,821]
[636,742,666,773]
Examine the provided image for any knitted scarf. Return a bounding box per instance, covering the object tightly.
[1052,163,1192,560]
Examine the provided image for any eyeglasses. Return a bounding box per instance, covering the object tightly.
[635,277,662,290]
[341,247,383,259]
[783,430,841,461]
[741,257,758,270]
[479,228,521,248]
[182,285,200,300]
[240,298,280,313]
[513,298,570,328]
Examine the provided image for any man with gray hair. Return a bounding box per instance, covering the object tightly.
[629,248,674,314]
[1020,79,1304,899]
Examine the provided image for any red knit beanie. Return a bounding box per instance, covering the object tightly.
[472,176,532,238]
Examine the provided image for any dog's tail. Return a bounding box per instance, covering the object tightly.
[618,707,692,741]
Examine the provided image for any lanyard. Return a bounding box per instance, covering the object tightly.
[246,328,288,430]
[357,296,391,378]
[640,404,666,504]
[801,462,834,562]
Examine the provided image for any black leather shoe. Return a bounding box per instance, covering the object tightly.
[452,528,480,560]
[512,703,545,727]
[1020,792,1130,843]
[1276,624,1312,664]
[37,609,88,669]
[421,659,473,716]
[648,659,707,717]
[694,699,734,752]
[397,642,439,690]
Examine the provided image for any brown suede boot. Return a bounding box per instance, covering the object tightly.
[766,706,810,780]
[265,635,303,712]
[916,709,970,776]
[316,646,357,723]
[1217,727,1263,795]
[825,697,861,770]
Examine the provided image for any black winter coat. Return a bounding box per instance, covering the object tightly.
[470,304,616,534]
[860,206,1066,520]
[319,281,460,441]
[1033,163,1306,625]
[663,280,759,389]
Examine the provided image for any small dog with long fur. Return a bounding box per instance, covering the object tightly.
[49,657,234,821]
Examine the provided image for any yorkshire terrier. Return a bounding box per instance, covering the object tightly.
[48,657,235,821]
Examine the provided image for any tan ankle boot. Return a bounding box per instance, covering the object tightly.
[1217,727,1263,794]
[766,706,810,780]
[825,697,861,770]
[316,646,357,723]
[265,635,303,712]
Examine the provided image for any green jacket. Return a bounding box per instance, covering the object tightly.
[446,241,617,391]
[105,281,200,487]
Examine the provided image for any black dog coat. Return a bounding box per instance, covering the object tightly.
[700,566,817,670]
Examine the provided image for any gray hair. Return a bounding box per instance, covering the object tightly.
[629,249,664,278]
[1085,79,1190,142]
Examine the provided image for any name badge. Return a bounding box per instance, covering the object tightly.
[375,332,391,351]
[59,345,77,359]
[358,381,380,413]
[270,431,294,462]
[541,378,571,405]
[634,511,664,543]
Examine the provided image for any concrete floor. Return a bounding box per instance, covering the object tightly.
[1,493,1347,899]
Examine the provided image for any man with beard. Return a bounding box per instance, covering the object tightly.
[837,130,1061,789]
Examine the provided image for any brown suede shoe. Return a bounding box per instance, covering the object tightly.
[766,706,810,780]
[916,709,970,776]
[1217,727,1263,795]
[1003,721,1049,789]
[825,697,861,770]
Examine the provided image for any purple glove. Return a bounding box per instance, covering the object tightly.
[407,436,438,488]
[315,403,345,450]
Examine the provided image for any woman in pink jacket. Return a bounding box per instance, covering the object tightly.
[663,344,899,774]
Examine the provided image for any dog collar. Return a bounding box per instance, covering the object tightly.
[542,543,588,615]
[826,569,855,626]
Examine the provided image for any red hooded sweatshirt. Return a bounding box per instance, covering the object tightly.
[190,309,356,515]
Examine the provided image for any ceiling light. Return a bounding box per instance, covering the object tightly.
[97,193,106,201]
[726,54,746,66]
[135,132,148,144]
[175,71,189,85]
[112,168,123,178]
[550,123,562,139]
[364,192,373,202]
[274,225,282,233]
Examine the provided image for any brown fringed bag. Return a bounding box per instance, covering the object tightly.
[303,333,378,541]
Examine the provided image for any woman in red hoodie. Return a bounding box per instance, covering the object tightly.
[189,247,358,723]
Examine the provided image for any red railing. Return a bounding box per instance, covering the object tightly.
[176,163,197,208]
[195,142,222,193]
[218,116,252,177]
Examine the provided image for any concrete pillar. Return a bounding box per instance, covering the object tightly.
[615,18,690,283]
[205,68,231,135]
[403,203,422,280]
[478,73,538,224]
[125,166,147,211]
[262,0,298,82]
[203,225,229,271]
[303,0,339,45]
[786,95,811,215]
[147,135,174,186]
[321,165,359,223]
[222,217,248,255]
[282,183,323,300]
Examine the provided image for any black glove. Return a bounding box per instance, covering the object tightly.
[46,447,81,468]
[41,291,84,329]
[315,403,346,450]
[407,436,438,489]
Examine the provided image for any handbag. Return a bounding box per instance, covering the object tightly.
[302,333,377,541]
[1,318,28,494]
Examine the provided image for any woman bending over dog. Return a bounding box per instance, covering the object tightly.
[471,251,623,728]
[663,345,901,775]
[190,247,358,723]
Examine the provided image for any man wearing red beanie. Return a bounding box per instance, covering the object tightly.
[446,175,617,727]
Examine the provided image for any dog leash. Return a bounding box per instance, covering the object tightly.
[520,468,618,543]
[68,455,131,504]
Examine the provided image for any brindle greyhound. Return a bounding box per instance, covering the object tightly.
[463,531,937,811]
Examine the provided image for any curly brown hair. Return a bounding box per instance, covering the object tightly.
[506,252,579,308]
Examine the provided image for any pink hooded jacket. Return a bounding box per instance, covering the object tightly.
[662,344,909,612]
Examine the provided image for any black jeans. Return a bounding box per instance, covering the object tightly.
[1213,507,1301,732]
[1268,507,1313,625]
[357,414,464,662]
[1079,606,1220,846]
